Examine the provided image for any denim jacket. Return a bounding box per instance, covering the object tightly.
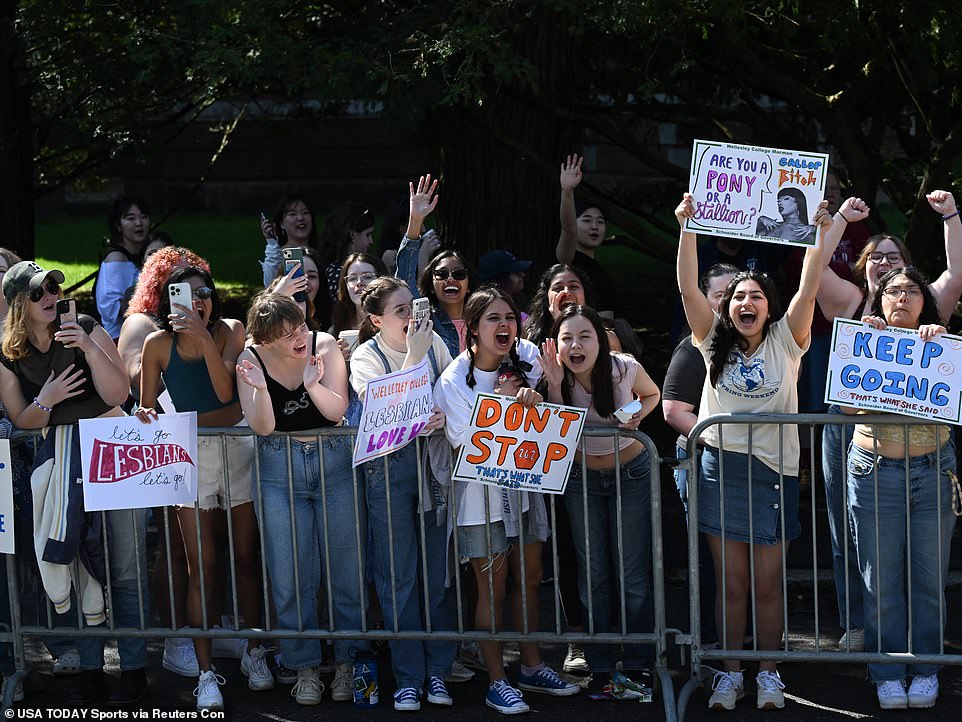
[395,234,461,358]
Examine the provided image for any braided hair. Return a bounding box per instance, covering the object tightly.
[462,285,527,389]
[357,276,408,344]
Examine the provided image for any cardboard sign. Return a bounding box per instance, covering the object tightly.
[825,319,962,423]
[353,359,434,467]
[80,412,199,511]
[452,393,587,494]
[0,441,14,554]
[684,139,829,247]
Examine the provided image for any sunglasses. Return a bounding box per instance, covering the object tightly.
[192,286,213,300]
[432,268,468,282]
[29,280,60,303]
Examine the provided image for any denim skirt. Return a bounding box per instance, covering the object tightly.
[697,446,800,545]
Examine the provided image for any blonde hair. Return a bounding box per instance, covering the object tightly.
[246,292,306,345]
[2,290,60,361]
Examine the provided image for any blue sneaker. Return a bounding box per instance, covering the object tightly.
[394,686,421,712]
[486,680,529,714]
[426,676,453,706]
[517,666,580,696]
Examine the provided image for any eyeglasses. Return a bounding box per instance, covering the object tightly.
[346,273,377,286]
[882,285,922,299]
[192,287,213,300]
[433,268,468,281]
[29,280,60,303]
[868,251,903,264]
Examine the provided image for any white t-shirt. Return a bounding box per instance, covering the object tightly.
[435,339,542,526]
[350,332,452,396]
[696,315,808,475]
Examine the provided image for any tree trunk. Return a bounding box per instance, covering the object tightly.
[0,0,36,259]
[429,7,578,277]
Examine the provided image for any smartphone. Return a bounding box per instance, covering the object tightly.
[282,247,307,303]
[613,399,643,423]
[56,298,77,330]
[412,297,430,330]
[168,282,192,330]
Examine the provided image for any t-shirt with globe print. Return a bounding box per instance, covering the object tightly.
[694,315,809,475]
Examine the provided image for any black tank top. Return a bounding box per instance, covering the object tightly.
[248,333,339,431]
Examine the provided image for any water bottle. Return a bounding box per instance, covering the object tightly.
[352,653,378,708]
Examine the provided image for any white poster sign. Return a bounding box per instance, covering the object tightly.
[353,359,434,467]
[0,441,14,554]
[80,412,199,511]
[825,319,962,423]
[452,393,587,494]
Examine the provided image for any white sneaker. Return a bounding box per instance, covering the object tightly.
[292,667,324,705]
[446,660,475,683]
[877,679,907,709]
[708,670,744,711]
[563,643,590,673]
[52,649,80,677]
[756,670,785,710]
[240,645,275,691]
[838,628,865,652]
[394,687,422,712]
[907,673,938,709]
[331,663,353,702]
[163,638,200,678]
[2,677,24,702]
[194,670,225,710]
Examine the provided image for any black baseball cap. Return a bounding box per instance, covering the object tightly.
[477,250,532,282]
[2,261,65,303]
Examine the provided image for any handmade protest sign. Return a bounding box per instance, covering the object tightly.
[353,358,434,466]
[452,393,587,494]
[80,412,198,511]
[825,319,962,423]
[0,441,13,554]
[685,139,829,247]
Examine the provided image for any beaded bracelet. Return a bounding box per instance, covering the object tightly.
[33,397,53,413]
[942,210,961,222]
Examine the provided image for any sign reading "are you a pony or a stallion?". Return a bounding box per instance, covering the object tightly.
[453,393,587,494]
[353,358,435,466]
[825,319,962,423]
[80,412,199,510]
[684,139,829,247]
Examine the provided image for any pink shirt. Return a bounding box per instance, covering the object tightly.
[566,354,640,456]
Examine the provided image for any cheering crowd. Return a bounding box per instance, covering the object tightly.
[0,156,960,715]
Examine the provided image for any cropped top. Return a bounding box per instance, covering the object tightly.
[855,410,950,448]
[0,314,112,425]
[248,333,338,432]
[565,354,640,456]
[162,335,237,414]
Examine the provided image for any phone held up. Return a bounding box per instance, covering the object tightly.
[282,247,307,303]
[412,297,430,331]
[167,282,193,331]
[56,298,77,330]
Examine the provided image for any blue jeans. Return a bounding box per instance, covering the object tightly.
[847,440,956,681]
[79,508,150,671]
[564,451,654,672]
[822,406,862,631]
[256,435,370,668]
[364,443,456,688]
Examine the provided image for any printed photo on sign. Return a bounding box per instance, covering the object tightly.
[825,318,962,424]
[0,441,14,555]
[353,358,434,467]
[80,412,199,511]
[684,139,829,247]
[452,393,587,494]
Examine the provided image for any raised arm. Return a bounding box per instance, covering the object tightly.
[674,193,714,344]
[923,190,962,322]
[405,174,441,280]
[236,349,276,435]
[304,332,350,422]
[816,197,872,320]
[556,154,583,264]
[786,201,831,347]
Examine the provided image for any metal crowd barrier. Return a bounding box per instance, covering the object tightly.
[674,412,961,721]
[1,425,676,720]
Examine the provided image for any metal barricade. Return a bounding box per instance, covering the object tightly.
[674,412,960,721]
[1,424,676,720]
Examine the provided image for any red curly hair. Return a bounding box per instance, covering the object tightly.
[126,246,210,316]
